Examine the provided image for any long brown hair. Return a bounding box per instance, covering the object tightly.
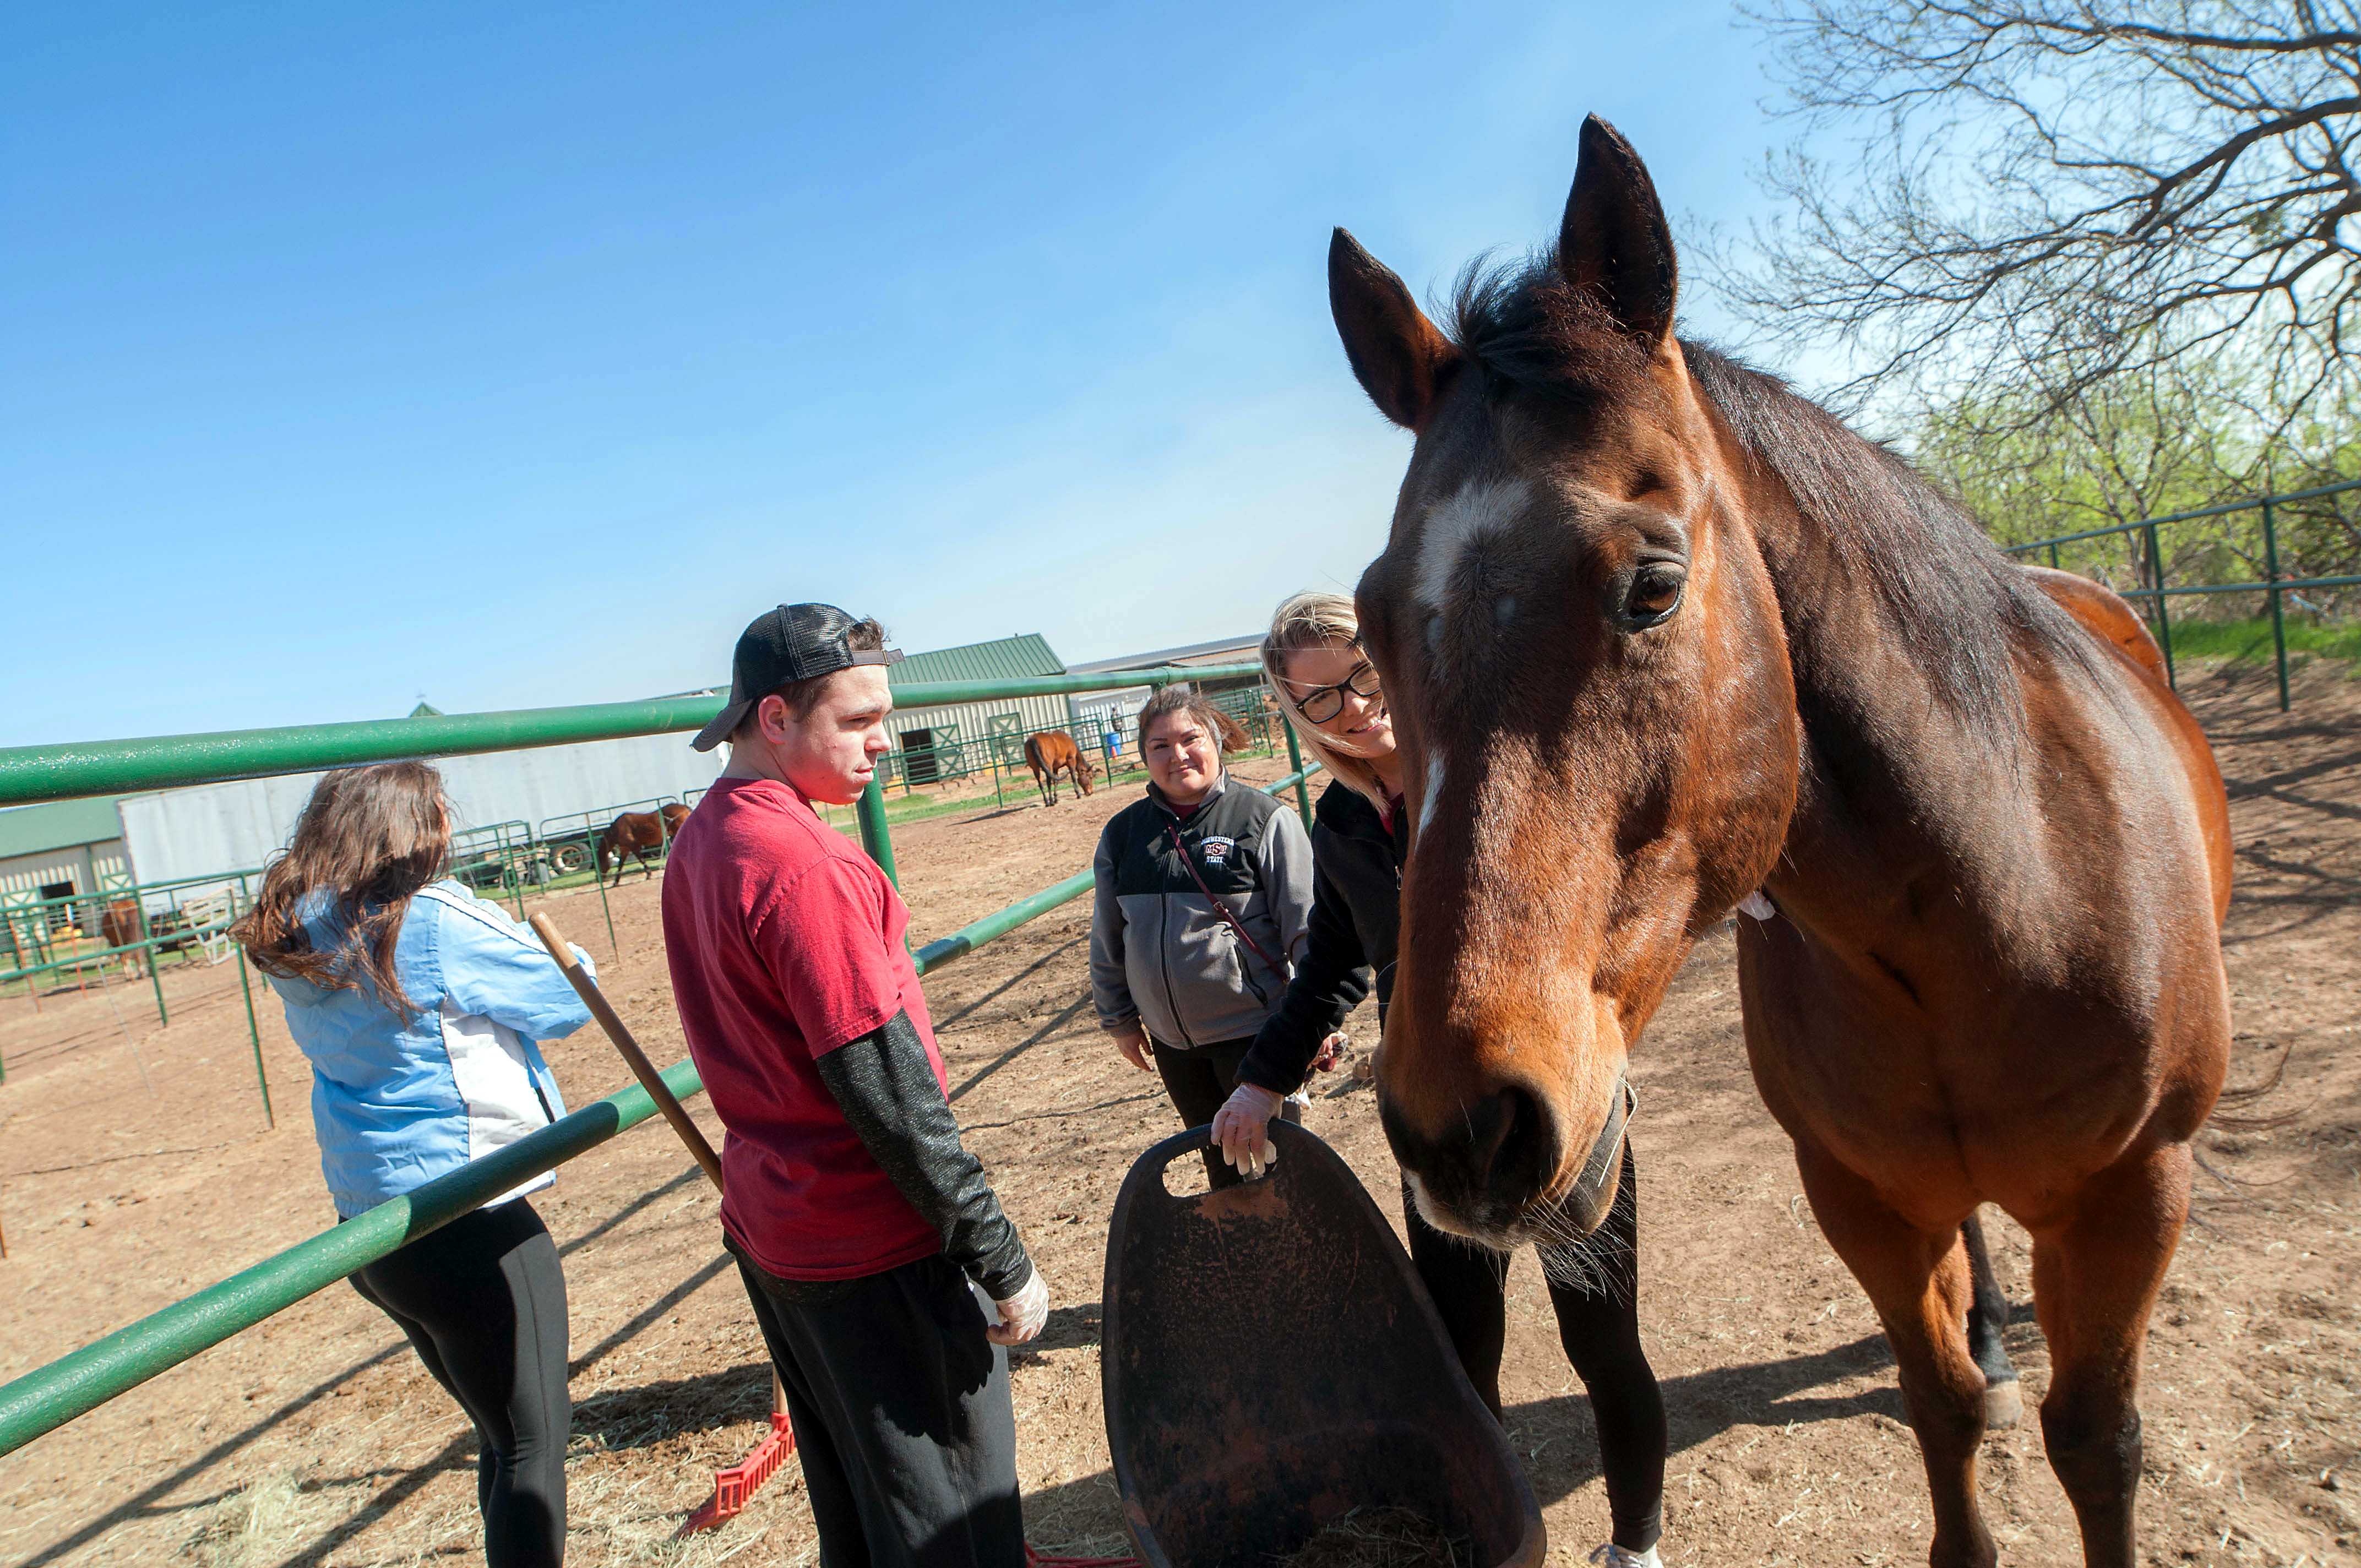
[230,762,453,1016]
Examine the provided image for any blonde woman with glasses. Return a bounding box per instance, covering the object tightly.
[1209,591,1671,1568]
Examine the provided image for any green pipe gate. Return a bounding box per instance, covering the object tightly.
[0,659,1319,1465]
[2004,476,2361,712]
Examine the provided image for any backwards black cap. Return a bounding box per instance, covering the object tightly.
[690,603,905,752]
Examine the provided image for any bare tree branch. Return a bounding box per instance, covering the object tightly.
[1711,1,2361,420]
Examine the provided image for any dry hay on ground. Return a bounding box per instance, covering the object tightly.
[3,678,2359,1566]
[1267,1506,1475,1568]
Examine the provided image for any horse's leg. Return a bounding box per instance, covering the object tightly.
[1960,1210,2021,1428]
[2029,1141,2190,1568]
[1794,1139,1994,1568]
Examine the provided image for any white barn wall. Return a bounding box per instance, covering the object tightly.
[884,694,1076,760]
[0,842,129,902]
[121,733,727,886]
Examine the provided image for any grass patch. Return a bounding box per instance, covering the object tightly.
[2163,615,2361,668]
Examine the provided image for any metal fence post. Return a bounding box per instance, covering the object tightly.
[227,885,273,1128]
[2142,520,2177,689]
[587,830,618,957]
[146,925,167,1027]
[1284,725,1311,827]
[2262,499,2292,711]
[857,777,900,887]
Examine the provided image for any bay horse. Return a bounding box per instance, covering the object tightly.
[100,899,147,979]
[1330,117,2232,1567]
[597,803,691,886]
[1022,731,1097,806]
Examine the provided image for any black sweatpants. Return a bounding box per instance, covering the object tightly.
[1149,1037,1302,1189]
[1404,1139,1667,1553]
[731,1243,1023,1568]
[349,1199,570,1568]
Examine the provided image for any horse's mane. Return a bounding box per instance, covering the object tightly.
[1449,257,2099,746]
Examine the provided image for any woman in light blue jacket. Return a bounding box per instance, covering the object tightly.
[235,761,592,1568]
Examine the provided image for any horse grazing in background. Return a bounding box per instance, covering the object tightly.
[597,803,692,886]
[1022,731,1096,806]
[1330,116,2232,1567]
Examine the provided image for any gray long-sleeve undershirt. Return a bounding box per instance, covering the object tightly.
[813,1008,1035,1302]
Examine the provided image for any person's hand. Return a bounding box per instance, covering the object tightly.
[1209,1082,1287,1179]
[1108,1022,1152,1073]
[1311,1030,1350,1072]
[988,1268,1051,1346]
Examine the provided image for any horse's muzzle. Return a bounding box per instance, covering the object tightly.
[1384,1069,1631,1245]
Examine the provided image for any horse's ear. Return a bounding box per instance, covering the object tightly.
[1330,228,1459,432]
[1558,115,1677,345]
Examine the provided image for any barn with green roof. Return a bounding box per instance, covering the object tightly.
[0,796,131,907]
[883,633,1071,785]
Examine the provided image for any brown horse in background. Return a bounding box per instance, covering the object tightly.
[1330,117,2231,1567]
[100,899,147,978]
[597,803,691,885]
[1022,731,1096,806]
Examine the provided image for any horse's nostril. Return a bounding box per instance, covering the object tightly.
[1380,1082,1562,1224]
[1465,1087,1557,1213]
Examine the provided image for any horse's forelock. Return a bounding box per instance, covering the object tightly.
[1448,255,1660,417]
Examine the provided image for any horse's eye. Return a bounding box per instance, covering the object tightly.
[1618,563,1687,629]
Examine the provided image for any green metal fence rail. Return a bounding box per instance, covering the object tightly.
[0,666,1263,809]
[2003,477,2361,712]
[0,1058,703,1459]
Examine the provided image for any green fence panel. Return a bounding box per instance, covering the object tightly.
[0,1057,704,1460]
[0,661,1294,1461]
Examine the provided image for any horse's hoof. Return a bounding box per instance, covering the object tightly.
[1983,1380,2023,1431]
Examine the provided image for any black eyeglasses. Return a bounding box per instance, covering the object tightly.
[1285,658,1383,724]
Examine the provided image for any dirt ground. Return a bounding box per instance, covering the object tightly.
[1,674,2356,1568]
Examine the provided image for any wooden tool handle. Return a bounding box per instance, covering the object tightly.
[529,912,725,1193]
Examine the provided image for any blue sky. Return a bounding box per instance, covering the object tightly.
[4,2,1803,747]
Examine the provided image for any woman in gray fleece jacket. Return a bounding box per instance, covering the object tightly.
[1090,686,1315,1187]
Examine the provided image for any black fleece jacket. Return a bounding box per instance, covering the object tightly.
[1237,779,1407,1096]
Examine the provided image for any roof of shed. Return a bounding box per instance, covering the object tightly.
[0,797,125,859]
[890,634,1065,686]
[1067,633,1263,673]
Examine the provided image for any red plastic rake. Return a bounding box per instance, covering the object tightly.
[675,1407,797,1538]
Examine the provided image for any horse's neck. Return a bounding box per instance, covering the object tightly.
[1754,510,2048,938]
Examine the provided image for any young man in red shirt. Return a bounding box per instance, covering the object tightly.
[663,603,1048,1568]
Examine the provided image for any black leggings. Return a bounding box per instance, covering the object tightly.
[349,1199,571,1568]
[1404,1140,1667,1553]
[1150,1037,1301,1189]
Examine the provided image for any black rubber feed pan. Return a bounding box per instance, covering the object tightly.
[1102,1121,1544,1568]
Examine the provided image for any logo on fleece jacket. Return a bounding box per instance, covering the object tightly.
[1199,836,1236,868]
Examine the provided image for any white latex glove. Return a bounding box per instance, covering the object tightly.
[988,1268,1051,1346]
[1208,1082,1287,1179]
[1107,1022,1152,1074]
